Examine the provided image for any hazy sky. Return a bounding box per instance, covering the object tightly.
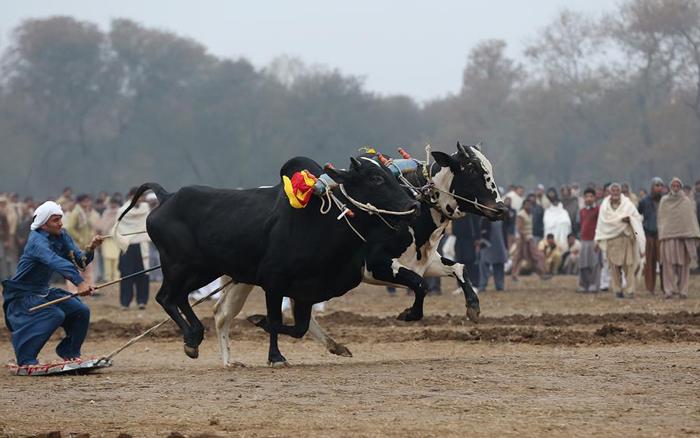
[1,1,616,101]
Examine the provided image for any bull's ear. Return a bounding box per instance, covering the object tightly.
[432,151,456,169]
[350,156,362,170]
[325,167,350,184]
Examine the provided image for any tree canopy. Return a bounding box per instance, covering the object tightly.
[2,0,699,196]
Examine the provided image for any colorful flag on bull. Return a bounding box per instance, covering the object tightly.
[282,170,318,208]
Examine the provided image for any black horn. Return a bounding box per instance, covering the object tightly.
[457,142,473,158]
[350,156,362,170]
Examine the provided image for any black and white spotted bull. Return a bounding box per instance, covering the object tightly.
[214,143,506,366]
[117,156,419,365]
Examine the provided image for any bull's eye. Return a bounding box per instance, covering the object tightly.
[370,175,384,186]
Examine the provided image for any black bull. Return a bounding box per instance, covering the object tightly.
[118,156,419,364]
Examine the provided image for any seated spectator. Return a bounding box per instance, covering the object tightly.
[538,233,562,275]
[560,233,581,274]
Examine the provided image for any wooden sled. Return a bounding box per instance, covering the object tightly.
[7,357,112,376]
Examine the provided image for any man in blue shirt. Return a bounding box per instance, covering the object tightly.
[2,201,104,366]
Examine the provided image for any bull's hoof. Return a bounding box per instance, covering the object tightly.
[397,307,423,322]
[466,306,480,324]
[267,351,288,367]
[328,343,353,357]
[225,361,247,369]
[184,344,199,359]
[247,314,268,332]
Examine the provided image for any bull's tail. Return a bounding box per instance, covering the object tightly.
[117,182,171,222]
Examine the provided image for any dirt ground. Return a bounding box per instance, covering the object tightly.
[1,275,699,437]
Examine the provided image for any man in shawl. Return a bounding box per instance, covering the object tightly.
[114,187,152,310]
[1,201,104,366]
[637,177,665,294]
[595,183,645,299]
[578,188,601,292]
[544,193,573,252]
[97,197,122,282]
[658,178,700,299]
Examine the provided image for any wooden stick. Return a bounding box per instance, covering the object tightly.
[97,230,148,239]
[120,230,148,236]
[29,265,162,312]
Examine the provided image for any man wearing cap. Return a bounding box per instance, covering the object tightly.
[637,177,665,294]
[1,201,104,366]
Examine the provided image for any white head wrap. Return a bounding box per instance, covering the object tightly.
[31,201,64,230]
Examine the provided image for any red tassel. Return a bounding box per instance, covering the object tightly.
[377,153,390,166]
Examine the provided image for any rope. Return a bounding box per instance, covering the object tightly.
[329,191,366,242]
[417,143,500,218]
[97,278,235,363]
[319,189,332,215]
[338,184,416,216]
[430,186,501,214]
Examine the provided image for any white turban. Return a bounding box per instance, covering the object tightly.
[31,201,64,230]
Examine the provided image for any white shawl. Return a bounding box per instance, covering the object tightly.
[111,201,151,252]
[544,203,572,251]
[595,195,645,257]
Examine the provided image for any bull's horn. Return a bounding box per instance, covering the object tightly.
[457,142,472,158]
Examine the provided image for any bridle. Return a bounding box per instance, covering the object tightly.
[316,178,417,243]
[396,144,501,220]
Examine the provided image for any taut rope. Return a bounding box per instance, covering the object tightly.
[97,278,235,363]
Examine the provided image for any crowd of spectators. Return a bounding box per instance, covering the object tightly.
[444,179,700,298]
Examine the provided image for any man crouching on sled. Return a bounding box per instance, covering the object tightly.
[2,201,104,366]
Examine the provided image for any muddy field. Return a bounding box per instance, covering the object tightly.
[1,275,699,437]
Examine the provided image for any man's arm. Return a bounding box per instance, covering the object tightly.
[27,238,86,287]
[61,230,97,266]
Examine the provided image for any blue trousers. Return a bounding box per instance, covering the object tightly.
[4,288,90,365]
[479,262,505,291]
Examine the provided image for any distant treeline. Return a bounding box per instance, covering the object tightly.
[2,0,700,196]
